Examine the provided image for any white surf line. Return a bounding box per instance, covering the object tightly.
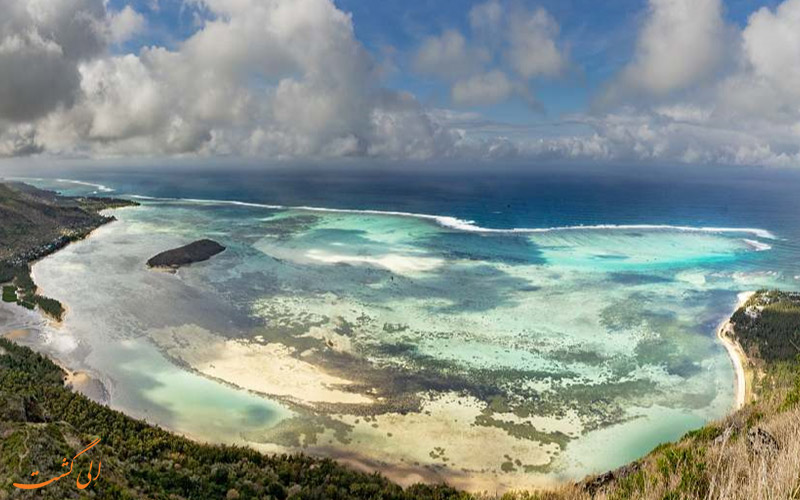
[717,291,755,410]
[743,238,772,251]
[54,178,116,193]
[126,195,778,240]
[8,177,116,193]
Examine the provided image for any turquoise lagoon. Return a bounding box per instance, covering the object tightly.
[4,172,798,491]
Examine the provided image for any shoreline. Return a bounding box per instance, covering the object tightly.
[717,291,755,410]
[54,359,110,403]
[0,183,767,493]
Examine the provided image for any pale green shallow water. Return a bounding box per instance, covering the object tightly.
[6,180,788,487]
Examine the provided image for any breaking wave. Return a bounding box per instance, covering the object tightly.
[126,194,778,241]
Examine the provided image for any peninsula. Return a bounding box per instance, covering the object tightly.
[0,182,137,321]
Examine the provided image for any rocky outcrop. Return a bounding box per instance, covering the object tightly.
[747,427,780,456]
[147,239,226,269]
[582,462,642,496]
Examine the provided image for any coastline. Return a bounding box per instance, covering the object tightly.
[717,291,755,410]
[0,181,773,494]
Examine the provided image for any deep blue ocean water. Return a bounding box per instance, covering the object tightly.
[24,164,800,279]
[26,164,800,236]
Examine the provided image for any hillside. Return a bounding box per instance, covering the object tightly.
[0,182,136,321]
[0,182,134,263]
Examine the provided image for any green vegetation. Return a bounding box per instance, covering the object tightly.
[0,263,15,284]
[33,295,66,321]
[0,264,65,320]
[730,290,800,363]
[0,338,469,499]
[0,182,137,322]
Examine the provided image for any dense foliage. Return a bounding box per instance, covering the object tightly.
[1,286,15,303]
[0,339,469,500]
[0,264,64,320]
[730,290,800,363]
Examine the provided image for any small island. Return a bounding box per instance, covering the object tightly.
[147,239,226,269]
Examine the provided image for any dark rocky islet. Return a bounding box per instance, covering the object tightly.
[147,239,226,269]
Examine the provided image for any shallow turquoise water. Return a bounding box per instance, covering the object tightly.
[8,173,799,486]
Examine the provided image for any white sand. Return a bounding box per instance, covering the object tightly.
[717,291,755,409]
[150,325,373,406]
[62,368,109,402]
[304,249,444,275]
[3,329,30,340]
[298,392,571,492]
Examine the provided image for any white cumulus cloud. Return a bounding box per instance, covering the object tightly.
[452,71,513,106]
[412,0,569,109]
[607,0,728,99]
[107,5,146,44]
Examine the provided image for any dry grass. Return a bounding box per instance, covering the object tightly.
[705,408,800,500]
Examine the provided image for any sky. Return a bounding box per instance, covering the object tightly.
[0,0,798,167]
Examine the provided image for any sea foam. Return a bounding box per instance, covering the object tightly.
[127,193,778,241]
[10,177,116,194]
[742,239,773,251]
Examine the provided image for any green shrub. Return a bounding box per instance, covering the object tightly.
[12,268,35,295]
[2,285,16,303]
[17,299,35,310]
[656,446,709,499]
[33,295,65,321]
[779,364,800,411]
[609,470,646,500]
[683,424,721,442]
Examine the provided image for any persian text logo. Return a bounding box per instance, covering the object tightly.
[13,437,102,491]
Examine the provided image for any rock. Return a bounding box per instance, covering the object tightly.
[583,471,614,496]
[747,427,780,456]
[582,462,641,496]
[147,239,226,269]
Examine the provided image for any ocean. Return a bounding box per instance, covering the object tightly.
[3,164,800,491]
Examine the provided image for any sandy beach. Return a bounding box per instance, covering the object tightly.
[3,329,30,340]
[717,291,755,409]
[63,369,109,402]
